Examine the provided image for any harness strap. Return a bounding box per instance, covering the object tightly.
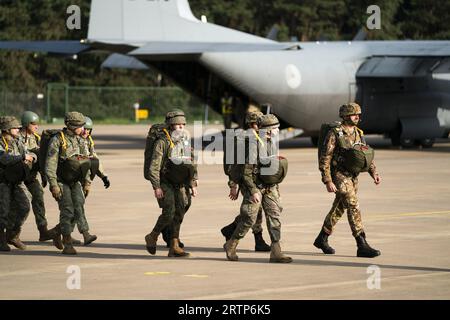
[2,136,8,152]
[162,128,174,149]
[59,131,68,151]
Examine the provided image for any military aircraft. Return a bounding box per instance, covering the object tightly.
[1,0,450,147]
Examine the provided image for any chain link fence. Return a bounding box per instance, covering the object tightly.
[0,84,222,124]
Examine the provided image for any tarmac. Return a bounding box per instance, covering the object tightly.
[1,124,449,300]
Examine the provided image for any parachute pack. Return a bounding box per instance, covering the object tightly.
[317,122,374,174]
[144,124,195,185]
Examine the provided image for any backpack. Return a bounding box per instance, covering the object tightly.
[258,155,288,185]
[143,124,171,181]
[39,129,65,178]
[317,121,341,160]
[223,129,248,184]
[317,122,374,174]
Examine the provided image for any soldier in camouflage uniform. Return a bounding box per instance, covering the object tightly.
[221,111,271,252]
[144,109,198,257]
[67,116,112,246]
[315,102,381,258]
[19,111,62,249]
[0,116,35,251]
[224,114,292,263]
[45,112,92,255]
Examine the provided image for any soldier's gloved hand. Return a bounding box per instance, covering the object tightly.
[50,185,62,201]
[41,176,48,188]
[83,183,91,198]
[102,176,110,189]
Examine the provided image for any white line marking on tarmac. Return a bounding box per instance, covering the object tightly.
[191,271,450,300]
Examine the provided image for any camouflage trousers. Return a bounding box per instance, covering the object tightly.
[0,182,30,231]
[232,185,282,242]
[56,182,86,236]
[25,177,48,228]
[322,171,364,237]
[232,206,264,234]
[76,209,90,234]
[152,182,191,239]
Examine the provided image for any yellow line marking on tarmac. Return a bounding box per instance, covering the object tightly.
[183,274,209,278]
[144,272,171,276]
[367,210,450,221]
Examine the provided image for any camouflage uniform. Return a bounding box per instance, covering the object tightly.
[0,135,31,233]
[19,130,48,228]
[319,125,377,237]
[144,109,197,257]
[147,134,197,239]
[45,114,91,254]
[225,114,292,263]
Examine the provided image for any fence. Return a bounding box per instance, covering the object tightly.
[0,84,221,124]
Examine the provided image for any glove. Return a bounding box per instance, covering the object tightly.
[50,185,62,201]
[83,183,91,198]
[102,176,110,189]
[41,175,48,189]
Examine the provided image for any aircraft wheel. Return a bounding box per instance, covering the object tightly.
[419,138,435,148]
[400,138,415,148]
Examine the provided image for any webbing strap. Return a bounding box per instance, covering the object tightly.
[162,128,174,148]
[2,136,8,152]
[59,131,68,150]
[88,135,95,148]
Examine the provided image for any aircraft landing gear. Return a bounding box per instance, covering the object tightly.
[416,138,435,148]
[311,136,319,147]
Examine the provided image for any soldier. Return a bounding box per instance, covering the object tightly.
[45,112,92,255]
[69,116,111,245]
[314,102,381,258]
[19,111,62,248]
[221,111,271,252]
[144,109,198,257]
[0,116,35,251]
[224,114,292,263]
[221,91,234,129]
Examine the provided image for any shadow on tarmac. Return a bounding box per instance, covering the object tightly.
[8,242,450,274]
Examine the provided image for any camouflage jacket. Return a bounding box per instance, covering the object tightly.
[241,132,274,195]
[319,124,377,184]
[45,128,91,188]
[0,134,30,167]
[19,129,40,153]
[85,135,106,179]
[147,133,198,190]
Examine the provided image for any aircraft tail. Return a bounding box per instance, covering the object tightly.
[88,0,274,45]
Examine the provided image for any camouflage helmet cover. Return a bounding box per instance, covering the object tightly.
[258,114,280,129]
[21,111,40,127]
[0,116,21,131]
[64,111,86,127]
[165,109,186,125]
[339,102,362,118]
[245,111,263,125]
[84,116,93,130]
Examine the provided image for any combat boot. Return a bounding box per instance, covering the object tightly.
[168,238,190,257]
[70,236,82,245]
[0,229,11,252]
[38,225,53,242]
[82,231,97,246]
[7,229,27,250]
[49,224,63,250]
[355,232,381,258]
[162,227,184,248]
[62,234,77,255]
[221,221,237,241]
[269,241,293,263]
[254,232,271,252]
[223,238,239,261]
[145,231,159,255]
[313,229,335,254]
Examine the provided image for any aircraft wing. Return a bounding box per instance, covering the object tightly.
[0,41,90,55]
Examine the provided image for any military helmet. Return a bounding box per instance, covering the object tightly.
[21,111,40,127]
[64,111,86,127]
[0,116,21,131]
[165,109,186,125]
[84,116,93,130]
[258,114,280,129]
[245,111,263,125]
[339,102,362,118]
